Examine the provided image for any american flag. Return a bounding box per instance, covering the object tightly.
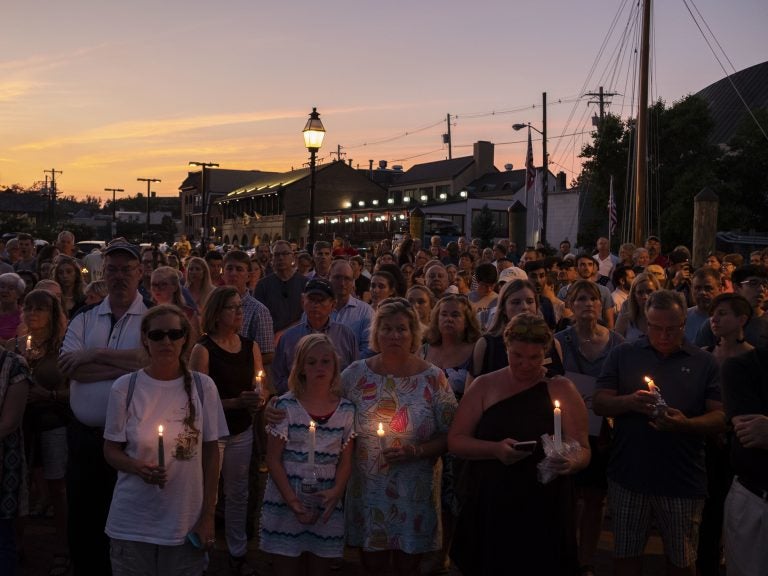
[608,175,617,236]
[525,129,535,192]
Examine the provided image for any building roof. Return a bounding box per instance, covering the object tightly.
[179,168,281,194]
[695,60,768,145]
[465,169,527,197]
[391,156,476,186]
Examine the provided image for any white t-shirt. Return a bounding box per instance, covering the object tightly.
[62,293,149,427]
[104,370,228,546]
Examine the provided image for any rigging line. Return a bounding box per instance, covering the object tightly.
[608,1,641,98]
[686,0,738,74]
[452,130,593,149]
[681,0,768,143]
[598,0,638,93]
[453,98,581,120]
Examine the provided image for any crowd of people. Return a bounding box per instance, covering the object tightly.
[0,230,765,576]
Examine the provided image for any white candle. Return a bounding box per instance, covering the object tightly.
[553,400,563,452]
[644,376,658,395]
[254,370,264,392]
[158,425,165,467]
[377,422,387,452]
[26,334,32,351]
[308,420,316,469]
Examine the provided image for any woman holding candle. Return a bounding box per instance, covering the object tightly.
[7,289,71,574]
[342,297,458,575]
[555,280,625,576]
[103,304,228,576]
[189,286,265,576]
[448,313,590,575]
[260,334,355,576]
[615,272,661,341]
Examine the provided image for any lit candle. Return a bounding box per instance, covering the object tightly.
[81,267,89,276]
[26,334,32,351]
[553,400,563,452]
[254,370,264,393]
[308,420,316,469]
[644,376,658,395]
[643,376,666,417]
[377,422,387,452]
[158,425,165,467]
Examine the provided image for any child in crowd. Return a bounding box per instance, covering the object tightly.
[260,334,355,576]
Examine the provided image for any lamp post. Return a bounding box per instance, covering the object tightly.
[137,178,161,235]
[512,91,548,245]
[104,187,125,238]
[189,161,219,244]
[302,107,325,249]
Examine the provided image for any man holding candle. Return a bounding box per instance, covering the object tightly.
[59,240,150,576]
[594,290,726,576]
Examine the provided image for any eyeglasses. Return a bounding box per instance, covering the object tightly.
[223,304,244,313]
[740,278,768,289]
[146,329,187,342]
[646,323,684,336]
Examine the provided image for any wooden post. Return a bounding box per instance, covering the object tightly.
[693,187,719,268]
[409,207,425,246]
[508,201,527,255]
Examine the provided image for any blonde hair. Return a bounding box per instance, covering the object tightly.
[288,334,342,398]
[184,256,214,306]
[369,297,423,354]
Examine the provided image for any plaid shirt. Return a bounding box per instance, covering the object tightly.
[241,293,275,354]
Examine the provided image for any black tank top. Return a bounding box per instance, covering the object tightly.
[199,334,254,435]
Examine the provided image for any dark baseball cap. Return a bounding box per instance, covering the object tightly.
[104,240,140,260]
[303,278,334,298]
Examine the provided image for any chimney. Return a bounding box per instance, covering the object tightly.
[369,159,374,179]
[348,159,353,167]
[557,171,567,191]
[473,141,494,177]
[378,160,388,170]
[504,163,514,172]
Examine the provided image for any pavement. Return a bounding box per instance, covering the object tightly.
[20,490,675,576]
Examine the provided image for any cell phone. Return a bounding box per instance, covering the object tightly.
[513,441,537,452]
[186,532,202,549]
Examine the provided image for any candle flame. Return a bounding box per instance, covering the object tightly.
[554,400,561,409]
[257,370,264,378]
[309,420,316,430]
[158,425,163,435]
[644,376,652,384]
[378,422,384,433]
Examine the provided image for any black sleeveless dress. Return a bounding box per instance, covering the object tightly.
[450,381,578,575]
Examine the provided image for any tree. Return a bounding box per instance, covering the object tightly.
[472,204,497,248]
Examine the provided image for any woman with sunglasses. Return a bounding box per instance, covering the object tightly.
[103,305,228,576]
[190,286,265,576]
[448,313,590,575]
[614,272,662,341]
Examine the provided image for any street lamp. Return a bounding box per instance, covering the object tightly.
[512,92,548,245]
[302,107,325,248]
[137,178,161,235]
[104,187,125,237]
[189,161,219,243]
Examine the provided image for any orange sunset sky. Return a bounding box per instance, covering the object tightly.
[1,0,765,202]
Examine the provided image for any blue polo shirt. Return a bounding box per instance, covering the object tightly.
[596,336,721,497]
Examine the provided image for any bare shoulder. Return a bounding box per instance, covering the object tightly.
[548,375,580,398]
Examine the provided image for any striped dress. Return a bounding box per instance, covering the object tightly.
[260,392,356,558]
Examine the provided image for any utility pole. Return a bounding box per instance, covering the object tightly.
[137,178,161,236]
[104,188,125,238]
[586,86,619,125]
[330,145,346,163]
[44,168,62,226]
[443,114,453,159]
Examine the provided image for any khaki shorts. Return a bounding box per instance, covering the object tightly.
[608,480,704,568]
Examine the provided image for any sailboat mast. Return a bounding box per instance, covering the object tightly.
[633,0,652,245]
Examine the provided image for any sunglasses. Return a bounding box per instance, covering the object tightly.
[146,329,187,342]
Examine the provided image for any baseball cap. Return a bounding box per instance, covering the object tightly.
[669,249,689,265]
[104,239,140,260]
[303,278,334,298]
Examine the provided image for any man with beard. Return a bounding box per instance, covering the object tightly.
[611,265,636,316]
